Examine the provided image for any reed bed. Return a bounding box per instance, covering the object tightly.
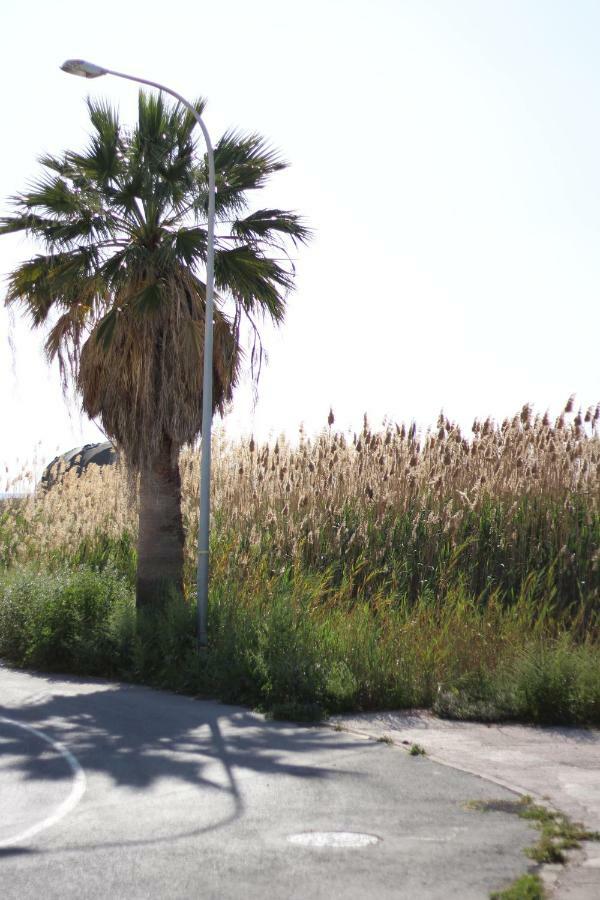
[196,401,600,613]
[2,400,600,616]
[1,399,599,723]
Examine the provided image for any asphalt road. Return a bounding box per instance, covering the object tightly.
[0,665,538,899]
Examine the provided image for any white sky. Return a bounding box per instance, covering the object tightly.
[1,0,599,483]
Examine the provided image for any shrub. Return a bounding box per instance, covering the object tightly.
[1,562,599,726]
[0,566,133,674]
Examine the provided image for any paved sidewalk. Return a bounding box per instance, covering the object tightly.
[331,711,600,899]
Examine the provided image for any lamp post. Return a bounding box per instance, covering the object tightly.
[61,59,214,648]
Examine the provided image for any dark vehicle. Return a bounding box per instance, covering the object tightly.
[41,442,118,489]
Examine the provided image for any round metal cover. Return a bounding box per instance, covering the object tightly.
[287,831,380,848]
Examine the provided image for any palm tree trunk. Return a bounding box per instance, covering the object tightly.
[136,436,185,609]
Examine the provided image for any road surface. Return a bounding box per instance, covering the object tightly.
[0,665,537,899]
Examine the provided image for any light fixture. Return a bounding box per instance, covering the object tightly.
[60,59,107,79]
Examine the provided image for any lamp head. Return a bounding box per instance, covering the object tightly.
[61,59,107,78]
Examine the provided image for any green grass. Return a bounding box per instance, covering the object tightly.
[518,796,600,864]
[490,873,545,900]
[1,560,599,727]
[468,795,600,898]
[409,743,427,756]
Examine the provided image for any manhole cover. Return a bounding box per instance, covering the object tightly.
[287,831,380,848]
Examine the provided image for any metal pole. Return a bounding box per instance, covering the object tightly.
[62,63,215,648]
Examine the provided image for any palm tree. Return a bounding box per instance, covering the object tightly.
[1,93,309,609]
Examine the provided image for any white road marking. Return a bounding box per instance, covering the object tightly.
[288,831,380,848]
[0,716,86,848]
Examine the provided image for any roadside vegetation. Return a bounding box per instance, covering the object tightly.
[471,795,600,898]
[467,795,600,864]
[490,873,544,900]
[1,400,599,725]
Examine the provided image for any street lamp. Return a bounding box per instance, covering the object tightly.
[61,59,215,648]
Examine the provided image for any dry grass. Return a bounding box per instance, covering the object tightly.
[2,399,599,613]
[196,401,599,562]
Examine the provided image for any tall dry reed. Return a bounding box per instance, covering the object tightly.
[2,400,599,613]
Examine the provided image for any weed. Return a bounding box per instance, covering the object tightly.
[467,795,600,867]
[490,873,545,899]
[518,797,600,864]
[409,743,426,756]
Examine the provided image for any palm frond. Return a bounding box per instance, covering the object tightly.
[44,308,87,361]
[37,153,70,176]
[231,209,312,247]
[94,307,120,349]
[207,130,288,218]
[66,97,123,185]
[5,249,103,324]
[214,246,291,322]
[214,130,287,180]
[174,225,207,266]
[176,97,207,145]
[129,281,165,316]
[44,305,90,387]
[0,212,48,236]
[19,173,84,218]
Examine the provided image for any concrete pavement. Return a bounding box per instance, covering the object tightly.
[331,710,600,899]
[0,665,540,899]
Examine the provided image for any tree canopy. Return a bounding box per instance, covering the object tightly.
[1,92,310,469]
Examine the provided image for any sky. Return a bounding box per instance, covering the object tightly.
[1,0,599,485]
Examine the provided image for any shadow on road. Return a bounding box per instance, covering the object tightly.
[1,672,365,852]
